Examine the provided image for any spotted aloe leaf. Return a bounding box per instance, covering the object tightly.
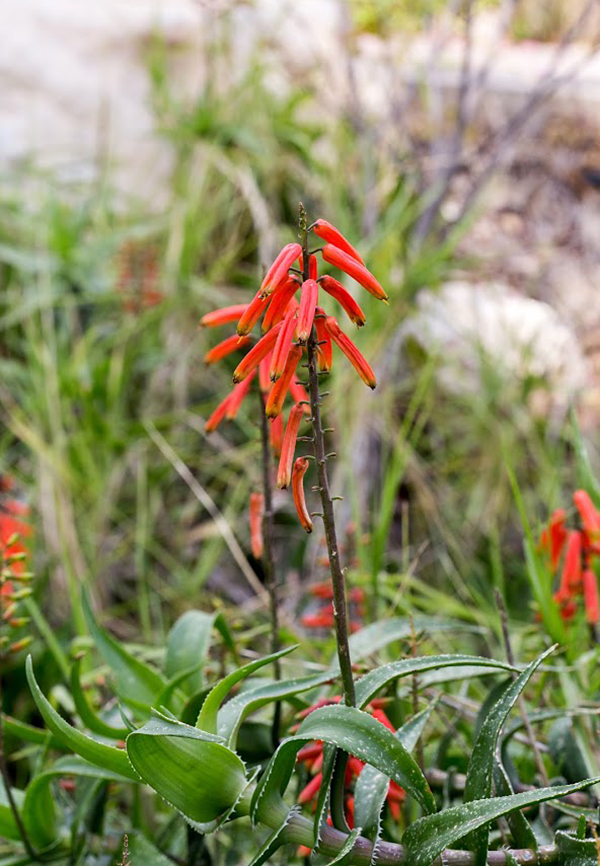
[127,716,248,832]
[251,704,436,826]
[461,646,555,864]
[555,829,600,866]
[403,778,600,866]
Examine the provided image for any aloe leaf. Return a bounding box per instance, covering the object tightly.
[70,658,129,740]
[165,610,236,694]
[246,808,300,866]
[25,656,138,781]
[355,654,515,709]
[3,715,60,749]
[22,756,129,848]
[326,827,361,864]
[251,704,436,824]
[493,762,537,851]
[556,829,600,865]
[218,671,335,748]
[462,646,554,864]
[354,703,434,842]
[313,744,337,845]
[0,781,23,842]
[197,645,297,735]
[126,832,175,866]
[82,589,167,709]
[403,777,600,866]
[126,717,247,830]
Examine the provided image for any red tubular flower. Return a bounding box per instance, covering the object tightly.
[310,582,334,599]
[236,289,270,336]
[249,492,264,560]
[262,277,299,333]
[269,308,298,381]
[270,413,284,457]
[225,372,256,420]
[292,456,312,533]
[302,612,334,628]
[324,316,376,389]
[549,509,567,570]
[259,354,272,392]
[200,304,248,328]
[277,404,305,489]
[322,244,387,302]
[574,490,600,544]
[312,219,365,266]
[560,530,583,593]
[314,310,333,373]
[299,253,318,280]
[319,275,366,327]
[204,334,251,365]
[260,243,302,298]
[205,395,232,433]
[289,378,311,413]
[583,568,599,624]
[266,345,303,418]
[298,772,322,805]
[297,279,319,344]
[232,322,283,383]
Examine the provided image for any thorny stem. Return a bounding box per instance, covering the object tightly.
[495,589,549,785]
[258,389,281,747]
[300,203,356,708]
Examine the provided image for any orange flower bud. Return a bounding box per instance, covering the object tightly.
[269,308,298,382]
[292,456,312,533]
[297,279,319,344]
[266,346,303,418]
[312,219,365,265]
[204,334,251,364]
[574,489,600,544]
[583,567,599,623]
[236,289,270,336]
[233,322,283,383]
[314,309,333,373]
[200,304,247,328]
[270,413,284,457]
[249,492,264,560]
[322,244,387,301]
[260,243,302,297]
[324,316,376,389]
[319,275,366,327]
[225,372,255,420]
[262,277,299,333]
[277,404,305,489]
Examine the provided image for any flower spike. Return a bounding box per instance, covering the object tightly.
[297,279,319,344]
[277,404,305,489]
[204,334,251,365]
[324,316,376,389]
[322,244,387,301]
[269,308,298,382]
[249,492,264,560]
[200,304,248,328]
[320,275,366,327]
[260,243,302,298]
[266,345,303,418]
[292,456,313,533]
[312,219,365,265]
[233,322,284,383]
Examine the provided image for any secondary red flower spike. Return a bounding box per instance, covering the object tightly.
[260,243,302,298]
[297,279,319,344]
[312,219,365,266]
[277,404,305,489]
[320,276,366,327]
[292,457,312,533]
[324,316,376,388]
[322,244,388,302]
[249,492,264,560]
[200,304,248,328]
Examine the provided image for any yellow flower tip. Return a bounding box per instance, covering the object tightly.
[381,297,390,305]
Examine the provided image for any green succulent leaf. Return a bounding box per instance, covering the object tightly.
[127,717,247,831]
[165,609,236,694]
[403,777,600,866]
[462,646,554,864]
[70,657,129,740]
[251,704,436,825]
[314,744,337,845]
[126,832,176,866]
[492,762,537,852]
[555,829,600,866]
[82,588,167,711]
[355,654,516,709]
[197,645,297,735]
[326,827,361,864]
[26,656,138,781]
[0,780,23,842]
[246,808,299,866]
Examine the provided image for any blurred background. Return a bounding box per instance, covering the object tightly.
[2,0,600,645]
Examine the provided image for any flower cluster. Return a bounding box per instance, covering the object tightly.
[0,480,33,654]
[538,489,600,624]
[200,219,385,529]
[294,696,405,855]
